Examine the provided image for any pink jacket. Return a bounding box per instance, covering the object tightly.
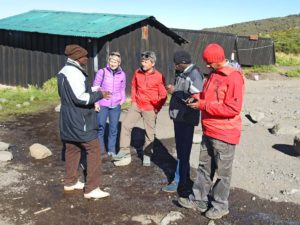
[93,65,126,107]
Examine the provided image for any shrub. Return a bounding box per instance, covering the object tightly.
[284,69,300,77]
[43,77,58,94]
[276,52,300,66]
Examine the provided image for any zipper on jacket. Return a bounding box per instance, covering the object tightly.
[82,116,86,132]
[112,72,115,108]
[215,86,220,102]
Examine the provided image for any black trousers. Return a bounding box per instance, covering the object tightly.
[173,121,195,197]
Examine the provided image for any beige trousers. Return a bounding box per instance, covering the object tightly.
[119,103,157,154]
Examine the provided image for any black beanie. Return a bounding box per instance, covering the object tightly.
[173,50,191,64]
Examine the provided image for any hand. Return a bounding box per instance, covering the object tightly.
[186,97,198,104]
[94,103,100,112]
[186,98,199,109]
[101,91,111,99]
[166,84,175,94]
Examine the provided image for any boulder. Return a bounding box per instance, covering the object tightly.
[294,135,300,155]
[247,111,265,123]
[270,124,300,135]
[0,142,9,151]
[0,151,13,161]
[29,143,52,159]
[160,211,184,225]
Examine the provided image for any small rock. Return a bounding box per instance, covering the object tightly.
[0,151,13,161]
[30,96,36,101]
[208,220,216,225]
[23,101,30,107]
[293,135,300,155]
[270,124,300,135]
[0,98,8,103]
[272,97,280,103]
[160,211,184,225]
[248,111,265,123]
[0,141,10,151]
[55,104,61,112]
[29,143,52,159]
[290,189,300,195]
[271,197,279,201]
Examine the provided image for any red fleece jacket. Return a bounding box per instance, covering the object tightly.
[131,68,167,112]
[198,66,245,144]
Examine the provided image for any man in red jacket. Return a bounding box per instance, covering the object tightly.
[113,51,167,167]
[178,43,245,220]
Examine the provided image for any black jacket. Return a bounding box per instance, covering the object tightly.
[57,59,103,142]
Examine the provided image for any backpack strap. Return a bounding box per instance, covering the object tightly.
[100,69,106,87]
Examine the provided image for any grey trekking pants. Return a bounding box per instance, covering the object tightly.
[193,135,236,211]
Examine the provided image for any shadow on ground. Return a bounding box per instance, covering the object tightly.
[0,111,300,225]
[272,144,300,157]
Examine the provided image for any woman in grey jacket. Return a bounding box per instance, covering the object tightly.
[57,44,110,199]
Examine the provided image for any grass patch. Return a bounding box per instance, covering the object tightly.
[242,65,279,75]
[276,52,300,66]
[0,77,59,121]
[283,69,300,78]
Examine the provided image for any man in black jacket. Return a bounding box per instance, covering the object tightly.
[163,50,204,197]
[57,44,110,199]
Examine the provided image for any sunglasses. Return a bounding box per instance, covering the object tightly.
[110,52,121,57]
[141,53,151,58]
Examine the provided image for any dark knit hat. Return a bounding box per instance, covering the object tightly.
[202,43,225,64]
[173,50,191,64]
[64,44,88,60]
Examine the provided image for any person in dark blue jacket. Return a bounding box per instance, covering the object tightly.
[57,44,110,199]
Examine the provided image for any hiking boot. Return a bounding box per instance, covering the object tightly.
[84,187,110,199]
[64,180,84,191]
[112,151,130,161]
[162,181,178,193]
[178,197,208,212]
[205,207,229,220]
[107,152,116,157]
[113,155,131,166]
[143,155,151,167]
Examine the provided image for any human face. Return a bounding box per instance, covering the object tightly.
[174,63,185,72]
[141,58,154,72]
[108,56,121,70]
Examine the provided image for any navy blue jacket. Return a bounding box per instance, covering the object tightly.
[57,59,103,142]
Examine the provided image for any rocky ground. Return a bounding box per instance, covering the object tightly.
[0,74,299,225]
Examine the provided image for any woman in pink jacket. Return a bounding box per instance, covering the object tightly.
[93,52,126,157]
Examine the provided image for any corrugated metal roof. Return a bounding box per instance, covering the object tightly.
[0,10,151,38]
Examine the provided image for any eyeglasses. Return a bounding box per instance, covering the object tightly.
[110,52,121,57]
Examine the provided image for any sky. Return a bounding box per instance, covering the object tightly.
[0,0,299,30]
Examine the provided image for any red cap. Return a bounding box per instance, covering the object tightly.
[202,43,225,63]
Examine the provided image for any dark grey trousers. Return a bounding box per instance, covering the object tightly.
[193,135,236,211]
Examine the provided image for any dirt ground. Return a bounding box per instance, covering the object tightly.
[0,74,300,225]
